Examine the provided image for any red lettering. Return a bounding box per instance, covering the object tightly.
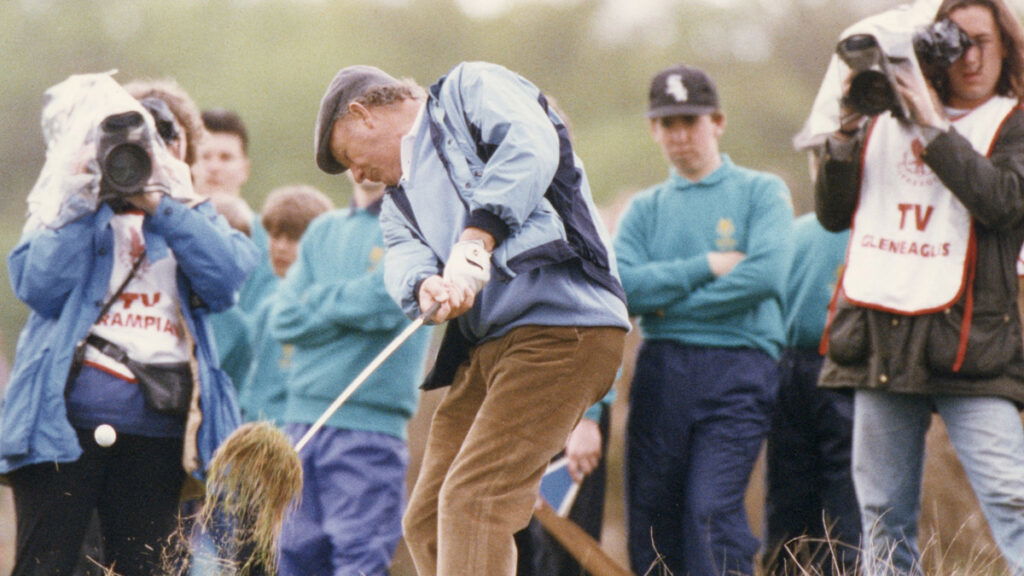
[119,293,140,309]
[897,204,914,230]
[914,205,934,231]
[141,293,161,307]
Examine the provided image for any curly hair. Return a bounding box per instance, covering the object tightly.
[350,80,425,111]
[122,77,204,166]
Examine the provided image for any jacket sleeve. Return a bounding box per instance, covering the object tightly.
[147,196,258,312]
[8,213,96,319]
[814,133,863,232]
[665,177,794,321]
[380,198,441,319]
[270,223,408,346]
[925,109,1024,230]
[613,195,716,316]
[451,63,560,244]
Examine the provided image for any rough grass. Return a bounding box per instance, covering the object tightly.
[197,421,303,576]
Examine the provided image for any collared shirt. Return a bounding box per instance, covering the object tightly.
[400,101,427,185]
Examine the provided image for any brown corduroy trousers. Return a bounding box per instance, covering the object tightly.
[403,325,626,576]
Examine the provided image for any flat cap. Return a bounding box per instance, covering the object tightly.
[314,65,399,174]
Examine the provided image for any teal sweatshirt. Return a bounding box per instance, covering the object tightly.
[784,213,850,350]
[270,205,429,440]
[238,279,290,423]
[208,305,253,393]
[614,155,793,358]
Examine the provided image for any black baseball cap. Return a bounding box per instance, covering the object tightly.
[647,65,720,119]
[314,65,400,174]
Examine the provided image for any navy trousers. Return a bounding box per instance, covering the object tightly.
[763,349,859,576]
[627,341,777,576]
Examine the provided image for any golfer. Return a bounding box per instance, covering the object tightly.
[313,62,630,575]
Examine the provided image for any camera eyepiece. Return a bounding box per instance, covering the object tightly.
[914,19,973,73]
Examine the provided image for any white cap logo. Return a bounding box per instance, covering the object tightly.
[665,74,688,102]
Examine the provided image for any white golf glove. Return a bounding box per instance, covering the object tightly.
[444,239,491,295]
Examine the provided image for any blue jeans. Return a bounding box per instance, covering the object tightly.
[627,341,778,576]
[853,390,1024,576]
[278,425,408,576]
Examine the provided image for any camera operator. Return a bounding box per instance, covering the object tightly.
[0,73,258,576]
[816,1,1024,574]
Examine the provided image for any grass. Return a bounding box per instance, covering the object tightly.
[635,516,1015,576]
[200,421,303,576]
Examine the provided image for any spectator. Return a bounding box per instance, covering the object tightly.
[763,211,859,575]
[238,184,333,423]
[193,108,275,313]
[815,0,1024,573]
[613,64,793,576]
[270,171,428,575]
[1,73,256,576]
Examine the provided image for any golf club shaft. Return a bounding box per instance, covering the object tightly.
[294,303,439,453]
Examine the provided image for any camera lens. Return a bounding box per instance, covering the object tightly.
[848,70,898,117]
[103,143,152,190]
[97,111,154,199]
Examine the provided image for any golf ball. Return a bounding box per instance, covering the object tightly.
[94,424,117,447]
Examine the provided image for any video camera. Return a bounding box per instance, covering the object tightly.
[95,97,179,201]
[96,111,153,200]
[836,18,973,118]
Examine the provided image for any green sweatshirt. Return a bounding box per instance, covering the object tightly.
[271,205,430,440]
[614,155,793,358]
[784,213,849,350]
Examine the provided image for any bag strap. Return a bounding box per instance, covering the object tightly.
[84,333,130,365]
[94,251,146,323]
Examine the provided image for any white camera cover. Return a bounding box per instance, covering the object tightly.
[24,71,200,232]
[793,0,941,151]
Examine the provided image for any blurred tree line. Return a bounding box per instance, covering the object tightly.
[0,0,897,359]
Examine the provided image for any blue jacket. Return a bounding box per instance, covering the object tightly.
[380,62,629,388]
[1,197,258,479]
[208,303,254,392]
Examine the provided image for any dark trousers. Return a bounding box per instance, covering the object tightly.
[627,341,777,576]
[764,349,860,575]
[514,408,610,576]
[8,428,186,576]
